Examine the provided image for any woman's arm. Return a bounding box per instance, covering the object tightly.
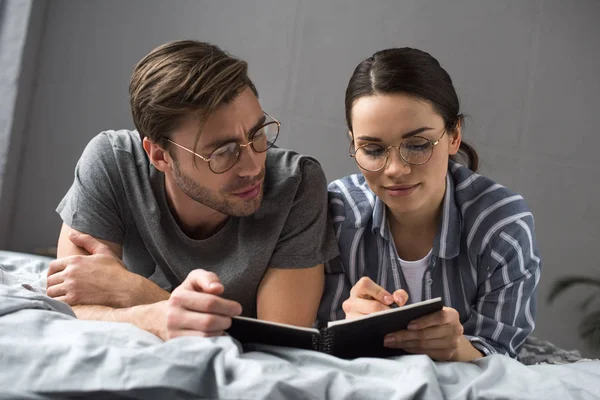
[462,217,541,357]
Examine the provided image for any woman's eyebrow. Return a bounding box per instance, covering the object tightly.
[356,126,434,142]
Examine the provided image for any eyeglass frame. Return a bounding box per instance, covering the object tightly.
[164,111,280,174]
[349,130,447,172]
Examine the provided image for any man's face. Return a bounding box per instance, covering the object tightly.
[168,88,267,217]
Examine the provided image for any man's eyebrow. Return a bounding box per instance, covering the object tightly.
[202,114,267,150]
[356,127,434,142]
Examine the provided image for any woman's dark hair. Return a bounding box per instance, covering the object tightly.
[345,48,478,172]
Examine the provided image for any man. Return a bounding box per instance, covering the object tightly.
[46,40,338,340]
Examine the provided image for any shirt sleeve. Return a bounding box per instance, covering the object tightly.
[56,133,126,244]
[462,216,541,358]
[317,187,351,324]
[267,158,339,269]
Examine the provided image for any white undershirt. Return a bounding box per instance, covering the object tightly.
[398,249,433,303]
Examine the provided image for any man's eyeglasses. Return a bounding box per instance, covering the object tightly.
[165,112,280,174]
[350,130,446,172]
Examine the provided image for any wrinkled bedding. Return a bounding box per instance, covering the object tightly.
[1,251,599,399]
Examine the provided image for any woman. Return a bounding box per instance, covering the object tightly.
[318,48,541,362]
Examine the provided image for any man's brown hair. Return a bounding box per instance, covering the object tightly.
[129,40,258,151]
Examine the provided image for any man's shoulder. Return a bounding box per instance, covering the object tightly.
[91,129,142,152]
[79,129,147,169]
[265,146,326,189]
[81,129,140,157]
[266,146,323,176]
[260,147,329,216]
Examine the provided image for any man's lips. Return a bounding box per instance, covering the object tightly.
[231,181,262,199]
[232,182,261,195]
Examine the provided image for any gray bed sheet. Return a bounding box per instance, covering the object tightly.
[1,251,599,399]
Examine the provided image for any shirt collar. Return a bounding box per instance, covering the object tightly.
[433,170,462,259]
[371,194,389,241]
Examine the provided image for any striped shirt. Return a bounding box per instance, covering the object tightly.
[318,161,541,358]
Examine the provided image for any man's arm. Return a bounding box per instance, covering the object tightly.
[57,223,122,258]
[73,302,168,340]
[256,264,324,327]
[48,224,170,309]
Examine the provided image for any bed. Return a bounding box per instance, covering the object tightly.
[1,250,599,399]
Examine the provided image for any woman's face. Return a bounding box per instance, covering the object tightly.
[350,93,461,216]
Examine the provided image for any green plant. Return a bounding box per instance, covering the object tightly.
[547,276,600,352]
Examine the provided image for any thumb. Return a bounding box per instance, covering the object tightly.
[392,289,409,307]
[69,232,114,256]
[183,269,224,294]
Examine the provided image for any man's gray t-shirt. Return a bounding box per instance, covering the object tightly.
[57,130,338,317]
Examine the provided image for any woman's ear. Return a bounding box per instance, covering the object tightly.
[447,122,462,155]
[143,137,172,172]
[348,130,354,142]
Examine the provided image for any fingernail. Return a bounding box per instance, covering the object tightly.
[383,295,393,305]
[383,336,395,347]
[209,282,222,289]
[407,323,418,330]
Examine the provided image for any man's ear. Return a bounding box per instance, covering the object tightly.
[142,137,172,172]
[447,122,462,156]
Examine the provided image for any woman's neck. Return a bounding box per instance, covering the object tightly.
[388,186,446,261]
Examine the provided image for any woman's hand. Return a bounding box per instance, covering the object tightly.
[343,277,408,319]
[383,306,483,361]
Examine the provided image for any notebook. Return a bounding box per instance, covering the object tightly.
[227,297,443,359]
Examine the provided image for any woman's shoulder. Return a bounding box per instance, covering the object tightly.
[450,161,530,214]
[449,162,534,250]
[327,174,377,226]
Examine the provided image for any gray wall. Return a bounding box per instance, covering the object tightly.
[2,0,600,356]
[0,0,46,247]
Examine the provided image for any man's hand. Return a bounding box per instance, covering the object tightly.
[166,269,242,339]
[383,306,482,361]
[343,277,408,319]
[47,232,149,308]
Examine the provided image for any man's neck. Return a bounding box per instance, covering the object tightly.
[164,175,228,240]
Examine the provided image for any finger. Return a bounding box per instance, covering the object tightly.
[344,311,364,320]
[344,297,390,316]
[351,277,393,305]
[53,295,73,305]
[47,259,68,277]
[408,307,458,330]
[170,291,242,317]
[392,289,408,307]
[396,337,457,351]
[182,269,224,294]
[69,232,114,256]
[387,324,457,343]
[46,272,65,288]
[46,283,67,298]
[167,310,233,333]
[167,329,225,340]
